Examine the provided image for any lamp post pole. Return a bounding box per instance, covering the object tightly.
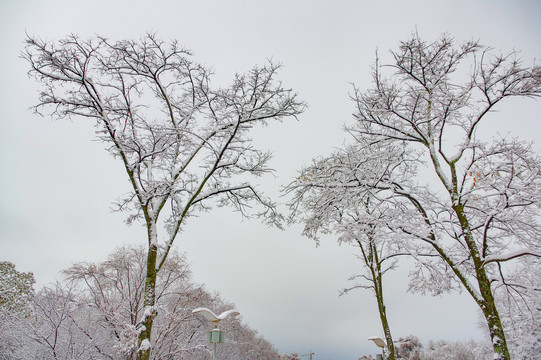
[300,350,315,360]
[207,327,222,360]
[192,308,239,360]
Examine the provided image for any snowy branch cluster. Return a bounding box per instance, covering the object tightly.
[23,33,304,262]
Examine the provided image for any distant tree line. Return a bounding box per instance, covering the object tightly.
[359,335,493,360]
[0,247,286,360]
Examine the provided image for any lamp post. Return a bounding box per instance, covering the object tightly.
[300,350,315,360]
[368,337,386,360]
[192,307,240,360]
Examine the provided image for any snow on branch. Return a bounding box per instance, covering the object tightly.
[483,249,541,265]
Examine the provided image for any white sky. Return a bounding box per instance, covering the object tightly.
[1,1,540,359]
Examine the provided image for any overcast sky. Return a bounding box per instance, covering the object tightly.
[1,1,540,359]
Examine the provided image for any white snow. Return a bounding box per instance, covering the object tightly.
[139,339,151,351]
[483,249,541,264]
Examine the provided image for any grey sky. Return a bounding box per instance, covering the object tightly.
[1,1,540,359]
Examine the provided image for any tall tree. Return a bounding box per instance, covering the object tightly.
[286,140,420,360]
[24,34,305,359]
[343,33,541,359]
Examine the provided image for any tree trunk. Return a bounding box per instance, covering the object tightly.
[374,275,395,360]
[476,266,510,360]
[453,204,510,360]
[136,229,159,360]
[361,234,396,360]
[431,149,511,360]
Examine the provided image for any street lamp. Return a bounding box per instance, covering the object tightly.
[300,350,315,360]
[368,337,386,360]
[192,307,240,360]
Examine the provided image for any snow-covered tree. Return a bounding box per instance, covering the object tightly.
[287,32,540,360]
[0,262,36,359]
[341,33,541,359]
[62,244,282,359]
[420,339,492,360]
[24,33,305,360]
[360,336,492,360]
[279,353,302,360]
[60,245,194,359]
[0,261,34,318]
[285,140,421,360]
[1,245,282,359]
[0,282,105,360]
[395,335,423,360]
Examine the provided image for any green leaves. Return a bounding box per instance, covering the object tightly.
[0,262,35,317]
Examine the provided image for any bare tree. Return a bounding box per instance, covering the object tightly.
[23,33,305,359]
[0,283,105,360]
[63,245,276,359]
[285,140,421,360]
[342,33,541,359]
[61,245,194,359]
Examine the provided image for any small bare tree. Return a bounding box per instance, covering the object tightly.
[24,33,305,359]
[286,141,419,360]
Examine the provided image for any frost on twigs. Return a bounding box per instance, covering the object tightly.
[23,33,304,253]
[493,257,541,359]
